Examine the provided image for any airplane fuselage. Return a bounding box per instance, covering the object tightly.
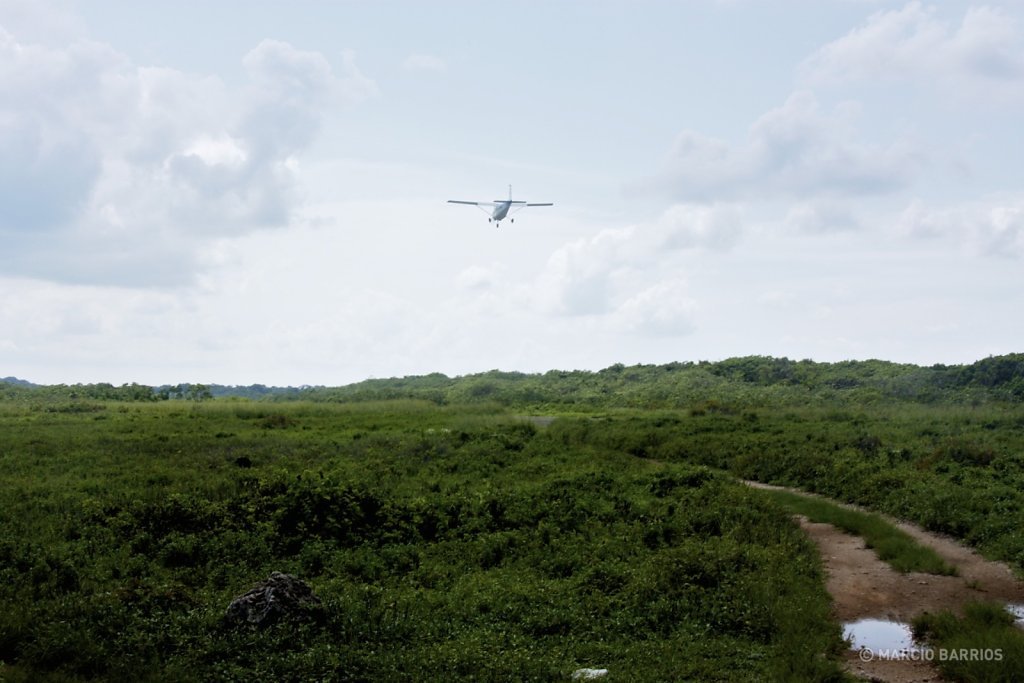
[492,202,512,222]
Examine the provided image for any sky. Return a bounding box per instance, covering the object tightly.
[1,0,1023,386]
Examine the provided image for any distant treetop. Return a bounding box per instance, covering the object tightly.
[2,354,1022,407]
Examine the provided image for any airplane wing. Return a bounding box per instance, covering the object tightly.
[448,200,498,207]
[508,201,553,216]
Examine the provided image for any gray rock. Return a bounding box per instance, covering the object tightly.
[225,572,321,627]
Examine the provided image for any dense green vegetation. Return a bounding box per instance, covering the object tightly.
[756,489,956,576]
[293,354,1024,407]
[3,354,1024,680]
[5,353,1024,406]
[0,402,846,682]
[912,602,1024,682]
[535,403,1024,576]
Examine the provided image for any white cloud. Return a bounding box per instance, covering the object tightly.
[530,203,738,336]
[655,203,742,250]
[0,275,196,379]
[0,25,376,286]
[0,0,83,44]
[456,264,502,291]
[647,91,918,202]
[898,197,1024,256]
[802,2,1024,98]
[537,227,635,316]
[0,113,100,232]
[615,279,696,337]
[182,135,248,168]
[241,41,377,157]
[985,205,1024,256]
[401,53,446,72]
[784,200,860,234]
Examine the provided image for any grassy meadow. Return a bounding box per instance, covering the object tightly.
[0,400,846,682]
[3,355,1024,681]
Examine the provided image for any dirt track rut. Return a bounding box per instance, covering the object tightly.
[746,481,1024,682]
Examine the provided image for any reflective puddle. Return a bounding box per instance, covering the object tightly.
[846,606,1024,656]
[843,619,927,659]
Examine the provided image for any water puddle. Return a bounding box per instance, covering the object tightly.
[845,606,1024,658]
[843,619,928,659]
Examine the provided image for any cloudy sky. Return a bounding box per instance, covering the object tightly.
[2,0,1022,385]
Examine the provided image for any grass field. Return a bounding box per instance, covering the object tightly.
[0,400,848,682]
[4,358,1024,681]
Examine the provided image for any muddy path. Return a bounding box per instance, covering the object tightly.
[745,481,1024,683]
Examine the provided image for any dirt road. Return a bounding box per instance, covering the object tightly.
[746,481,1024,682]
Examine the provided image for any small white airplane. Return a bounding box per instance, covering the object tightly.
[448,185,553,227]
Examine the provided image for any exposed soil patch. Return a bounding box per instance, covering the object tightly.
[746,481,1024,682]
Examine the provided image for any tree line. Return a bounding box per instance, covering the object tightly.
[2,354,1023,406]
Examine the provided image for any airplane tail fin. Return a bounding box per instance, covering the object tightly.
[495,185,516,203]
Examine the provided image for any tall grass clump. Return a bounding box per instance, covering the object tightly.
[912,602,1024,682]
[758,489,957,576]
